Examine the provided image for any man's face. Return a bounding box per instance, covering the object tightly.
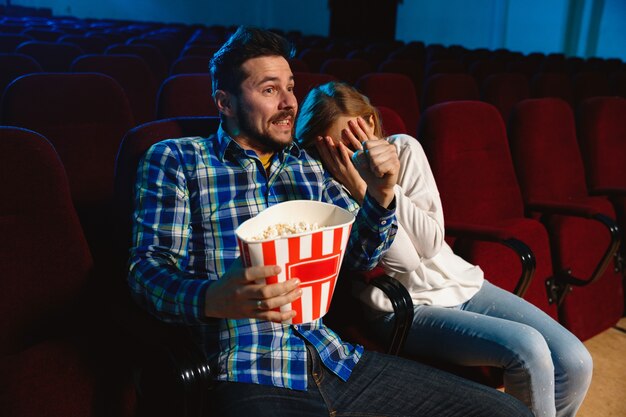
[231,55,297,152]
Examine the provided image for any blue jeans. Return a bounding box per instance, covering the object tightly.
[369,281,592,417]
[210,344,532,417]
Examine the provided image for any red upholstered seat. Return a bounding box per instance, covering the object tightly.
[356,72,421,136]
[377,58,424,99]
[59,34,108,53]
[15,40,84,72]
[576,96,626,301]
[509,98,623,340]
[169,55,210,75]
[377,106,407,135]
[571,71,612,106]
[418,100,557,321]
[0,33,33,52]
[72,54,158,124]
[320,58,373,85]
[1,72,135,275]
[422,73,480,110]
[531,72,574,107]
[481,72,530,124]
[112,117,225,417]
[298,47,336,72]
[0,53,42,100]
[156,73,218,118]
[424,59,465,79]
[293,71,337,104]
[468,59,506,87]
[106,43,168,82]
[0,127,136,417]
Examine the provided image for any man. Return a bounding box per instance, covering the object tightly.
[128,26,532,416]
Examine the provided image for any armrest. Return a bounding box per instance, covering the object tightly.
[445,222,536,298]
[526,200,622,287]
[526,200,598,218]
[109,294,212,417]
[366,269,414,356]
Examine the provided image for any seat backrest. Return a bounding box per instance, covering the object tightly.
[71,53,158,124]
[58,34,108,53]
[376,58,424,97]
[530,72,574,107]
[169,55,210,75]
[1,72,135,207]
[15,40,84,72]
[576,96,626,191]
[356,72,421,135]
[179,44,219,58]
[611,70,626,98]
[156,73,218,118]
[293,71,337,104]
[0,33,33,52]
[105,43,168,82]
[298,47,335,73]
[20,28,65,42]
[418,100,525,223]
[509,98,590,203]
[422,73,480,110]
[424,59,465,79]
[377,105,407,135]
[0,126,93,355]
[468,59,506,87]
[114,117,222,257]
[572,71,612,106]
[0,53,42,98]
[481,72,530,124]
[320,58,373,85]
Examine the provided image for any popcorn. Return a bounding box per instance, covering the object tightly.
[251,221,322,241]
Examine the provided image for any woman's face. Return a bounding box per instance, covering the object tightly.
[322,114,376,152]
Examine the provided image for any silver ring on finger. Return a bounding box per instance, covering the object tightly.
[256,300,263,310]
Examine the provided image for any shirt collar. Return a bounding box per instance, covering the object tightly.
[215,123,302,162]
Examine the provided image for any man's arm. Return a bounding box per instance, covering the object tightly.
[128,141,301,324]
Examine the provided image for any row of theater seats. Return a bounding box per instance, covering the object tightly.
[1,14,625,417]
[3,96,624,416]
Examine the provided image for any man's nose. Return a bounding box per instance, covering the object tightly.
[279,88,297,109]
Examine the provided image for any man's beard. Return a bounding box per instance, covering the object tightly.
[236,105,295,152]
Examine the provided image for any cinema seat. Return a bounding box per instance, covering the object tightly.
[356,72,421,135]
[71,54,158,124]
[156,73,218,118]
[509,98,623,341]
[418,101,556,320]
[1,72,135,276]
[0,126,135,417]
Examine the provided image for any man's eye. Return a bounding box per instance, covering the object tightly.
[264,87,275,94]
[287,85,295,92]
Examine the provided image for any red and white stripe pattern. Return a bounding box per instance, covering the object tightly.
[239,224,352,324]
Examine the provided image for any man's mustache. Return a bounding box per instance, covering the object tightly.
[270,110,295,123]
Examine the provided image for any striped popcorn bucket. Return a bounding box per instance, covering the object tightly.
[235,200,355,324]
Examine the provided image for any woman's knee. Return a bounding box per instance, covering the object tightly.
[556,341,593,388]
[506,326,554,374]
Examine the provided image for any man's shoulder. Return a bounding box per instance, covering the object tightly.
[146,135,213,156]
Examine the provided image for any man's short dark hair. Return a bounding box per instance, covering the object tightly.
[210,26,295,96]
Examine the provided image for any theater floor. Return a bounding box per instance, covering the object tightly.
[577,317,626,417]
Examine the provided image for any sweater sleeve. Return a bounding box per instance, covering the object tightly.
[379,135,445,272]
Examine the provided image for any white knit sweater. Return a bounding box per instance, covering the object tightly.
[357,134,484,312]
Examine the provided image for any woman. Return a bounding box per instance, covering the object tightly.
[295,81,592,417]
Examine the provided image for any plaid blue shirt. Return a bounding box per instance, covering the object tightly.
[128,126,396,391]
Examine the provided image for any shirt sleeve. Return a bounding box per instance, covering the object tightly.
[322,174,397,271]
[127,141,212,324]
[380,135,445,271]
